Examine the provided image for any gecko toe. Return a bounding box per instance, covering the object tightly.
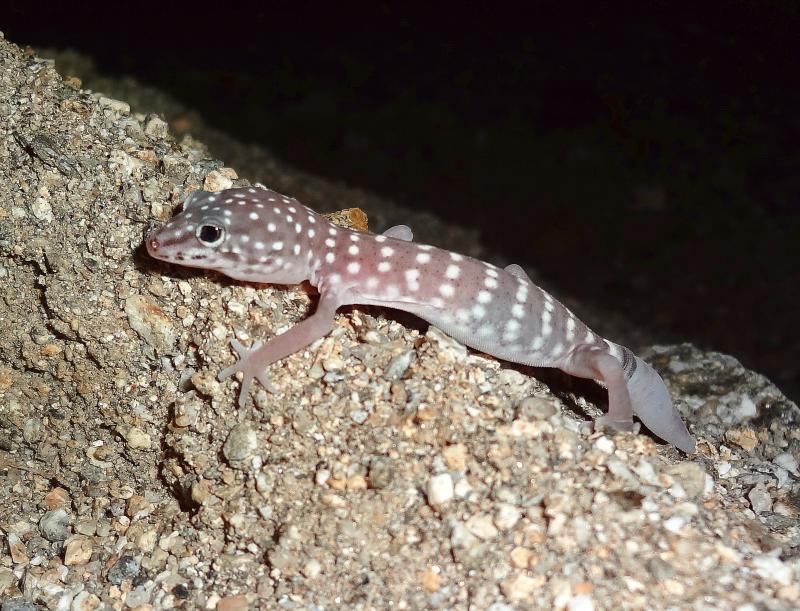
[595,416,641,435]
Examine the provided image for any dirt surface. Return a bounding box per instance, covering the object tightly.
[1,34,799,611]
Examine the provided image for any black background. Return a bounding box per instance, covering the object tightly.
[5,1,799,399]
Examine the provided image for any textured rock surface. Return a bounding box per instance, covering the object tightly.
[1,35,798,609]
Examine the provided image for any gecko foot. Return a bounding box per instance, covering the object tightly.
[595,416,641,435]
[218,339,278,406]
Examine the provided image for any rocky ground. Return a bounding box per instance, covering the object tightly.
[1,34,798,610]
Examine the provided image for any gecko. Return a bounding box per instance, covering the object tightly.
[146,186,696,453]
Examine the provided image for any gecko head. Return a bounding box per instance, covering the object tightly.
[146,187,314,284]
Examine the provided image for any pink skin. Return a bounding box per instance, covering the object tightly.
[146,186,695,453]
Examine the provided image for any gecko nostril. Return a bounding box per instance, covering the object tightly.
[149,239,160,251]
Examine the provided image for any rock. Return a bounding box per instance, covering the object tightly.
[222,422,258,462]
[63,536,93,566]
[107,555,140,584]
[748,484,773,514]
[427,474,454,506]
[39,508,71,542]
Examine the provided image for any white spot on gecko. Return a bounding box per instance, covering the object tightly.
[416,253,431,264]
[445,264,460,279]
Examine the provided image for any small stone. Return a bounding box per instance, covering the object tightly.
[748,483,773,514]
[594,436,615,454]
[442,444,467,471]
[773,452,799,475]
[384,349,414,379]
[64,535,93,565]
[725,427,758,451]
[302,559,322,579]
[42,487,70,510]
[125,295,178,354]
[30,197,53,222]
[466,514,498,540]
[449,523,480,551]
[7,533,28,564]
[39,508,71,542]
[426,326,468,362]
[350,409,368,424]
[98,96,130,114]
[347,474,368,490]
[1,599,39,611]
[70,591,101,611]
[454,477,473,498]
[420,567,442,593]
[217,594,251,611]
[116,424,152,450]
[126,495,155,520]
[663,516,686,533]
[223,422,258,462]
[367,456,393,489]
[666,462,708,499]
[752,554,792,585]
[509,546,534,568]
[125,585,150,607]
[107,555,140,584]
[143,115,169,139]
[568,594,594,611]
[494,503,521,530]
[427,473,454,506]
[500,573,541,602]
[322,355,345,371]
[518,396,557,420]
[203,170,234,192]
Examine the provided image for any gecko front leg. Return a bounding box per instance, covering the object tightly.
[218,291,342,407]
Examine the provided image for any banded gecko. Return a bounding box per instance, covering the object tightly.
[146,186,695,453]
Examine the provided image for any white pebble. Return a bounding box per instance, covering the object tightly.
[427,473,454,505]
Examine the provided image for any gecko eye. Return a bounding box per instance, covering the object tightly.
[196,224,225,247]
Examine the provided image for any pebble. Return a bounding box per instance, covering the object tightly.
[442,444,467,471]
[39,508,71,542]
[302,559,322,579]
[466,514,498,540]
[383,349,415,379]
[748,484,773,514]
[350,409,368,424]
[663,516,686,533]
[367,456,393,489]
[568,594,595,611]
[500,573,540,602]
[427,473,454,506]
[116,424,152,450]
[517,396,557,420]
[7,533,29,564]
[594,436,615,454]
[63,535,93,565]
[1,599,39,611]
[494,503,521,530]
[107,555,140,584]
[773,452,799,475]
[223,422,258,462]
[751,555,792,586]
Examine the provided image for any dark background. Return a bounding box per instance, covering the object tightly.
[5,2,799,400]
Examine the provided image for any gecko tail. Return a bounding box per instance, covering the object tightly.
[627,356,696,453]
